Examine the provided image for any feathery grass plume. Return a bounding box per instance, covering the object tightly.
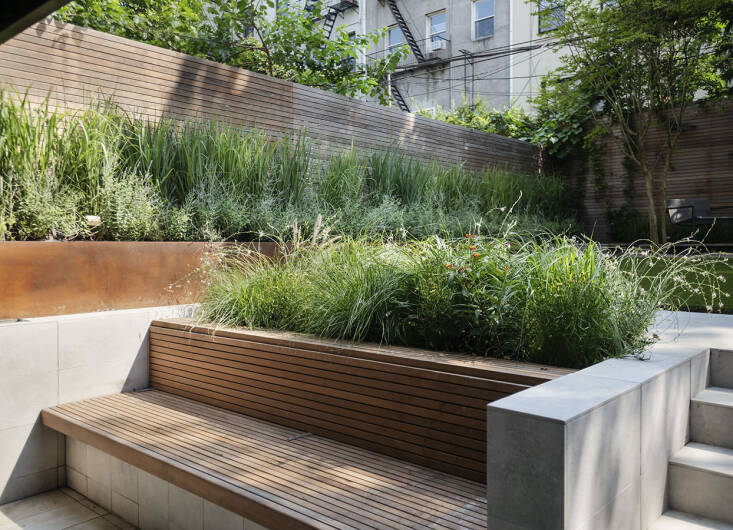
[199,233,731,369]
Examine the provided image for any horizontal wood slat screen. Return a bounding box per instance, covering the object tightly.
[0,21,541,173]
[149,319,572,482]
[572,101,733,240]
[43,392,488,530]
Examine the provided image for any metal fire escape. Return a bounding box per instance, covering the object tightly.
[389,81,410,112]
[307,0,359,39]
[382,0,425,112]
[385,0,424,63]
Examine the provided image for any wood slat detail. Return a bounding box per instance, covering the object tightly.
[42,391,487,530]
[149,319,568,482]
[0,20,541,173]
[152,319,573,385]
[571,100,733,240]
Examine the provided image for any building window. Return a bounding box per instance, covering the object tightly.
[427,11,447,51]
[387,26,405,53]
[346,32,357,69]
[473,0,495,40]
[538,1,565,33]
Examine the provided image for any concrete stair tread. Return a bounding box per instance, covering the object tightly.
[693,387,733,408]
[652,511,733,529]
[671,443,733,478]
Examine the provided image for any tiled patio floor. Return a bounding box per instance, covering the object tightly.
[0,489,134,530]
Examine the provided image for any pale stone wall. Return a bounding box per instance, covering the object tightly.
[65,438,267,530]
[0,305,195,505]
[486,311,733,530]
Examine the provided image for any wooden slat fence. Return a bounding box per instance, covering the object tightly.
[0,20,541,173]
[571,101,733,240]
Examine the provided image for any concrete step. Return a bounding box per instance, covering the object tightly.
[652,511,733,529]
[691,387,733,450]
[669,443,733,525]
[711,350,733,389]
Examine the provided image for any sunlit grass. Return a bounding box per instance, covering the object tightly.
[199,234,731,368]
[0,92,575,241]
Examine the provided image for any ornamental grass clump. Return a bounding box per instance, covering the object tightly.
[200,234,730,369]
[1,91,574,241]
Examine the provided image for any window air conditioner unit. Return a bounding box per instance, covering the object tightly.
[430,39,447,52]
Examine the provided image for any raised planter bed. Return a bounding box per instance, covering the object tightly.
[149,319,574,482]
[0,241,278,319]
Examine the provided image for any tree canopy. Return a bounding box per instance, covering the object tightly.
[540,0,731,243]
[53,0,406,102]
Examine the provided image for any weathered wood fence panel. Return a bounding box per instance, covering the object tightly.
[0,20,540,173]
[572,101,733,240]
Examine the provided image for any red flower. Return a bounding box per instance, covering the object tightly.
[504,265,509,272]
[472,253,480,259]
[465,233,473,238]
[469,245,477,250]
[445,263,453,269]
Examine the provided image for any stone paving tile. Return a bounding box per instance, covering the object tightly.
[0,489,132,529]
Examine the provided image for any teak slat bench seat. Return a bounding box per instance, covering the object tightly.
[148,319,572,482]
[41,319,572,529]
[42,391,488,530]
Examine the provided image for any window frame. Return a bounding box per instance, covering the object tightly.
[472,0,495,41]
[538,0,565,34]
[426,10,448,52]
[386,25,405,54]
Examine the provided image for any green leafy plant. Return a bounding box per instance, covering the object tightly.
[200,234,730,368]
[53,0,408,103]
[542,0,730,243]
[0,92,575,241]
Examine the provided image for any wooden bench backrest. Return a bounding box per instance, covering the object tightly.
[149,319,570,482]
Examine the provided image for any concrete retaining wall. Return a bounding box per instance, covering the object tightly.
[486,311,733,530]
[0,305,194,505]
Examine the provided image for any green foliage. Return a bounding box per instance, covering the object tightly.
[541,0,731,242]
[200,235,730,368]
[53,0,407,102]
[419,99,536,141]
[0,92,575,241]
[97,173,162,240]
[420,93,592,162]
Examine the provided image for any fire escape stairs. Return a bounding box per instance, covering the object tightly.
[385,0,425,63]
[307,1,358,39]
[389,79,410,112]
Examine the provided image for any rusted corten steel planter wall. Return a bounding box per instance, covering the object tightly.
[0,241,277,320]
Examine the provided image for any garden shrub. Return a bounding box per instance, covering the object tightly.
[12,173,85,240]
[97,173,162,241]
[0,92,575,242]
[199,234,730,369]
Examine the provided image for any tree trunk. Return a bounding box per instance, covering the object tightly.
[659,154,670,244]
[641,159,659,244]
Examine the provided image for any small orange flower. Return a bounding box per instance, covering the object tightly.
[469,245,477,250]
[504,265,509,272]
[445,263,453,269]
[465,233,473,238]
[653,333,660,340]
[472,253,480,258]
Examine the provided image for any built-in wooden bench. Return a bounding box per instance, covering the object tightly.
[148,319,571,483]
[43,391,488,529]
[41,319,572,529]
